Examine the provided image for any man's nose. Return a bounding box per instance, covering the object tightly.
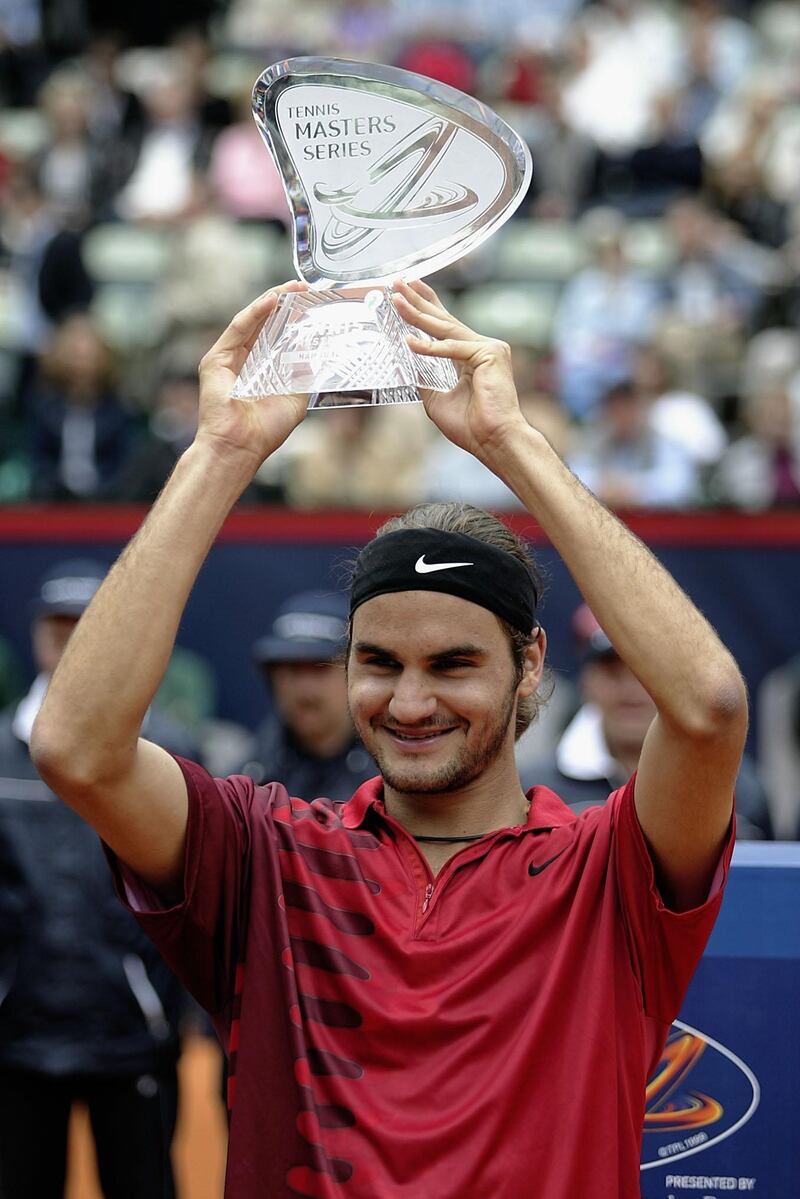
[387,672,438,724]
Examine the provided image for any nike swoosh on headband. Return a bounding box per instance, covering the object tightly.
[528,849,567,877]
[414,555,474,574]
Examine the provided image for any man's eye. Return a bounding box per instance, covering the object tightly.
[364,656,397,669]
[437,659,474,671]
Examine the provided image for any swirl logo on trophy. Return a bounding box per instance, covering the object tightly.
[232,58,532,409]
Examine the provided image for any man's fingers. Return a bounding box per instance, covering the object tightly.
[203,289,282,369]
[407,279,445,308]
[393,291,478,350]
[239,283,308,355]
[407,333,483,362]
[394,295,452,339]
[274,280,309,295]
[394,279,450,321]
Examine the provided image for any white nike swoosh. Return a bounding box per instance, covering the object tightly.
[414,555,474,574]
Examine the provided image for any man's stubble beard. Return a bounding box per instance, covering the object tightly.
[359,684,518,796]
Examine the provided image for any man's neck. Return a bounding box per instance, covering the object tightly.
[383,756,530,844]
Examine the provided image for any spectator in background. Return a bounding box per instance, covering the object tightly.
[631,344,728,475]
[208,83,291,227]
[238,590,376,802]
[72,33,145,220]
[26,312,135,501]
[703,76,790,250]
[0,635,24,709]
[561,0,684,156]
[34,70,98,229]
[168,25,232,137]
[115,58,214,224]
[32,59,143,230]
[709,378,800,509]
[757,651,800,840]
[524,59,597,220]
[655,195,772,398]
[222,0,335,53]
[112,354,263,505]
[709,139,790,252]
[552,207,659,418]
[0,159,94,387]
[623,88,705,215]
[112,362,199,503]
[702,71,800,221]
[681,0,755,99]
[0,0,48,106]
[522,603,772,839]
[422,389,571,508]
[157,174,267,330]
[394,38,477,95]
[282,402,433,510]
[329,0,400,61]
[567,378,700,508]
[674,16,724,141]
[0,559,195,1199]
[80,32,145,148]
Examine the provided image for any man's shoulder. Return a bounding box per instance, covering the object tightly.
[188,760,358,831]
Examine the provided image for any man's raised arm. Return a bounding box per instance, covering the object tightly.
[394,280,748,911]
[31,287,308,898]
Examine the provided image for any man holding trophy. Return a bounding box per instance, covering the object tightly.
[30,60,746,1199]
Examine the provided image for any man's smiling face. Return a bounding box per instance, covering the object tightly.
[347,590,536,797]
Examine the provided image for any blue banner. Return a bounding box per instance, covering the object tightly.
[641,845,800,1196]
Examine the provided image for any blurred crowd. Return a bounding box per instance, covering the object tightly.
[1,0,800,510]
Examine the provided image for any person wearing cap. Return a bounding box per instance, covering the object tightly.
[522,603,773,839]
[0,559,196,1199]
[242,590,375,802]
[31,283,748,1199]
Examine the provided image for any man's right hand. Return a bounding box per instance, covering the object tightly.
[195,282,310,469]
[391,279,532,468]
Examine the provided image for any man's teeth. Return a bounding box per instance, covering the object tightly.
[392,729,451,741]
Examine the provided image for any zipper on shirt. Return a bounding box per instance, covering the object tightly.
[378,805,518,935]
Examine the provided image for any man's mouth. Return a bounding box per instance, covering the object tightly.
[382,725,459,746]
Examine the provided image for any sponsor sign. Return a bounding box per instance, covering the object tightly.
[640,844,800,1197]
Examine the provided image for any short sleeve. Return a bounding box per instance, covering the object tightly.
[609,776,734,1024]
[105,756,261,1015]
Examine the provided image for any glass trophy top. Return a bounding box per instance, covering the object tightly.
[253,57,533,287]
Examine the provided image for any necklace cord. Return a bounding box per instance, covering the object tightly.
[410,832,490,843]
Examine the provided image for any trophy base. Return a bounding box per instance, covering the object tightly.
[232,287,457,409]
[307,386,420,410]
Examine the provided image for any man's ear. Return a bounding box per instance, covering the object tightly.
[518,626,547,698]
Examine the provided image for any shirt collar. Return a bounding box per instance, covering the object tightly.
[342,776,384,828]
[341,777,576,831]
[526,784,576,829]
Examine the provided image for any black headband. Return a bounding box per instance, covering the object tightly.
[350,529,538,634]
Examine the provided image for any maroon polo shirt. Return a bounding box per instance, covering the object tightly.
[108,759,732,1199]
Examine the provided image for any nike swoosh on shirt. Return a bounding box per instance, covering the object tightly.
[528,850,567,876]
[414,555,474,574]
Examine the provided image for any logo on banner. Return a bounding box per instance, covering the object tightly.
[641,1020,760,1170]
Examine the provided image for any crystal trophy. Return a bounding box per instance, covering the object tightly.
[232,57,532,409]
